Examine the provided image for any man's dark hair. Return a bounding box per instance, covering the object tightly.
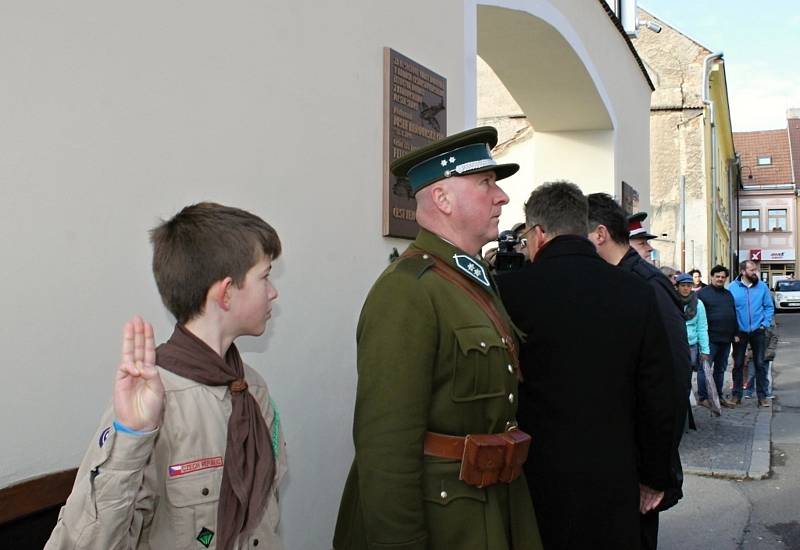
[739,259,756,272]
[151,202,282,324]
[709,265,729,277]
[524,181,588,237]
[587,193,629,245]
[688,269,701,277]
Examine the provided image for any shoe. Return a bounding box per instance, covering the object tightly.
[730,396,742,405]
[721,399,737,408]
[698,399,711,409]
[743,392,753,399]
[758,399,771,408]
[767,394,776,400]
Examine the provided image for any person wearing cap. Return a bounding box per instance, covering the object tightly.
[628,212,658,263]
[587,194,690,550]
[675,273,713,407]
[497,182,675,549]
[333,127,542,550]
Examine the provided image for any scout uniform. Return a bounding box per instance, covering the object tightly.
[333,127,543,550]
[45,366,287,550]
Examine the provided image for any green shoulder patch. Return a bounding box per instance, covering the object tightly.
[196,527,214,548]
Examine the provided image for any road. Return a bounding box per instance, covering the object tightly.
[659,311,800,549]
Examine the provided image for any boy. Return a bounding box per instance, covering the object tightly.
[46,202,287,550]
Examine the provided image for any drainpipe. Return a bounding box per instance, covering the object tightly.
[732,154,740,270]
[703,52,724,272]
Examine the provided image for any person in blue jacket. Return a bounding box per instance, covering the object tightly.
[676,274,712,408]
[728,260,775,406]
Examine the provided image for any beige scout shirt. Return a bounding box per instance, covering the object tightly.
[46,365,287,550]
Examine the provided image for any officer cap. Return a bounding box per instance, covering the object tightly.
[390,126,519,195]
[628,211,657,240]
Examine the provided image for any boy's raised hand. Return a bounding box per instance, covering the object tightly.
[113,316,165,432]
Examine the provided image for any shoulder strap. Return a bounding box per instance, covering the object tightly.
[403,249,520,373]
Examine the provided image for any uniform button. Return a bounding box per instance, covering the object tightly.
[480,342,486,348]
[507,364,514,373]
[201,488,209,496]
[501,337,507,345]
[253,540,259,546]
[440,490,448,499]
[422,254,429,259]
[508,393,515,403]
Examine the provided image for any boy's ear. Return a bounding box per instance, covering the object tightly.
[209,277,235,311]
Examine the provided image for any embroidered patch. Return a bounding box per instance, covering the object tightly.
[168,456,223,478]
[452,254,490,287]
[196,527,214,548]
[99,427,112,448]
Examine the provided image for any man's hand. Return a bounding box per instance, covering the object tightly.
[734,336,740,343]
[639,484,664,514]
[113,316,165,432]
[700,353,711,365]
[483,247,498,267]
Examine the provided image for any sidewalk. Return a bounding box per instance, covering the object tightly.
[680,392,772,480]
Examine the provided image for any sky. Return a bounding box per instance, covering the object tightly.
[639,0,800,132]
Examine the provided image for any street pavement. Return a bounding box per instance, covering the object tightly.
[659,311,800,549]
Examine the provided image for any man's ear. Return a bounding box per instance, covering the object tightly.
[208,277,234,311]
[590,224,608,246]
[429,182,452,215]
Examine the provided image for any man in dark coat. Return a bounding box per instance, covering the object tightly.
[587,193,691,550]
[697,265,738,408]
[498,182,675,550]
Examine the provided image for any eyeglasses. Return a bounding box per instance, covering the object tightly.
[516,224,543,251]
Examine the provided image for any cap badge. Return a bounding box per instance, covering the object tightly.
[453,254,490,287]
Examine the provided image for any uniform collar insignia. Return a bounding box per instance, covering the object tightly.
[452,254,491,287]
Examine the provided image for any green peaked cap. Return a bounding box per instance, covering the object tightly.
[390,126,519,195]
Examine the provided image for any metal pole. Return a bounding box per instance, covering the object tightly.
[680,175,686,271]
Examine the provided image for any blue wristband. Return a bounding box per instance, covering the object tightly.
[113,419,156,436]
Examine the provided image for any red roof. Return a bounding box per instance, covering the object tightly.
[733,129,793,185]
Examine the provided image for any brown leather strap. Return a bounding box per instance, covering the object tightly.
[424,431,466,460]
[403,249,520,371]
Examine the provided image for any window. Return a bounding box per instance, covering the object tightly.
[757,156,772,166]
[768,209,787,231]
[741,209,760,231]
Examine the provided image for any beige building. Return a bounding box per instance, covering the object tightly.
[1,1,653,545]
[632,8,737,274]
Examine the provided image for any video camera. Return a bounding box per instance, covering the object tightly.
[495,229,526,272]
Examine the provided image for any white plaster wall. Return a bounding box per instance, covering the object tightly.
[0,2,467,547]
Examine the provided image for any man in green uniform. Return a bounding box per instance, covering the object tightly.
[333,127,543,550]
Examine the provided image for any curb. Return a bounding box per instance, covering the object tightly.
[747,405,773,479]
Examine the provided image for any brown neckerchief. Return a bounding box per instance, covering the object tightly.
[403,250,521,375]
[156,324,274,550]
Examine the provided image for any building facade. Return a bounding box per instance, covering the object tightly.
[734,124,797,287]
[631,8,737,274]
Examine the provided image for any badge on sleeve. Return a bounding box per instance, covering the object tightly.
[453,254,491,287]
[196,527,214,548]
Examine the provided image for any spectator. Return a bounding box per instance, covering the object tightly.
[689,269,706,291]
[675,274,713,410]
[660,266,679,287]
[499,182,674,550]
[697,265,738,408]
[728,260,775,407]
[628,212,658,263]
[587,194,690,550]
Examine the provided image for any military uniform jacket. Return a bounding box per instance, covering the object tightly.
[333,229,542,550]
[45,365,287,550]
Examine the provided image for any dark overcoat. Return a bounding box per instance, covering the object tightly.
[619,247,691,510]
[333,229,543,550]
[498,236,676,550]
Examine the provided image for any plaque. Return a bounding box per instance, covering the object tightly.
[383,48,447,238]
[621,180,640,215]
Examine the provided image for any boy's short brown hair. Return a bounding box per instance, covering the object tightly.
[151,202,281,324]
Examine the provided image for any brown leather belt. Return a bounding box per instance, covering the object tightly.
[424,432,467,460]
[423,429,532,488]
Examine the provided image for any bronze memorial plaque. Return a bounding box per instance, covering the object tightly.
[383,48,447,239]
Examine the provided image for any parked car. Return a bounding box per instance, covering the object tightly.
[774,279,800,311]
